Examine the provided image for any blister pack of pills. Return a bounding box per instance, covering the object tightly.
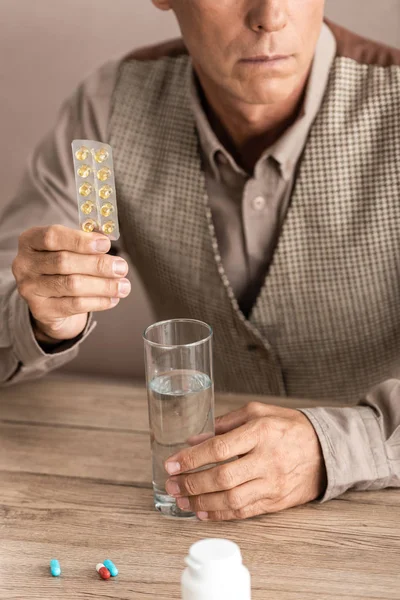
[71,140,120,241]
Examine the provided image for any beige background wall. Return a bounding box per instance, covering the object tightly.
[1,1,399,380]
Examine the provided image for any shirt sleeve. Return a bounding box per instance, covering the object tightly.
[0,60,120,387]
[299,379,400,501]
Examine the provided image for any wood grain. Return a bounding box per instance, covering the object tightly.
[0,377,399,600]
[0,375,335,430]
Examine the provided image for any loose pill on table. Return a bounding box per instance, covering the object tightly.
[96,563,111,580]
[103,559,118,577]
[50,559,61,577]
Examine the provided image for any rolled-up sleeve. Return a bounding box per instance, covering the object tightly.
[0,61,119,387]
[300,379,400,501]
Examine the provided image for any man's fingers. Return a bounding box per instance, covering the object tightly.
[22,225,111,255]
[215,402,270,435]
[176,479,267,514]
[36,251,128,278]
[165,423,257,475]
[186,432,214,447]
[199,497,284,522]
[215,406,250,435]
[40,296,120,318]
[33,274,131,299]
[166,454,258,498]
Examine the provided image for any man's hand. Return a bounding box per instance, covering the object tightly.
[165,402,327,521]
[12,224,131,343]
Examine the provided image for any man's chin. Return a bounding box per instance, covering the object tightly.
[235,78,300,106]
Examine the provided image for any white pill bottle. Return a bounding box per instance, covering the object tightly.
[181,538,251,600]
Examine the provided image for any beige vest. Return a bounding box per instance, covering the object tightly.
[109,31,400,402]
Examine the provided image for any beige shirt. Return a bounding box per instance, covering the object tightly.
[0,22,399,504]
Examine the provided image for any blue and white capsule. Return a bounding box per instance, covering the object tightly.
[103,559,118,577]
[50,559,61,577]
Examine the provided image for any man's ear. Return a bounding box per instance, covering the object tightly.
[152,0,172,10]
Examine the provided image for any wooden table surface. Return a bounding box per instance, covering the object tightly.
[0,376,399,599]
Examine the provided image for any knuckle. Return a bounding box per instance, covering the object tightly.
[106,278,118,296]
[183,476,197,497]
[70,296,86,313]
[181,453,195,472]
[42,226,58,251]
[55,251,71,274]
[72,234,85,254]
[194,495,207,512]
[227,488,244,510]
[246,401,264,419]
[211,437,230,462]
[216,465,235,489]
[211,511,224,522]
[96,254,108,275]
[65,274,81,294]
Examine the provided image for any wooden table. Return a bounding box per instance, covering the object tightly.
[0,377,399,599]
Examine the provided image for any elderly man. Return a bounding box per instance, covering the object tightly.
[1,0,399,521]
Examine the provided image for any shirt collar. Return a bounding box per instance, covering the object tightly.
[190,22,337,182]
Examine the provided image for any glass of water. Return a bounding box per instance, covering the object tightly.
[143,319,215,518]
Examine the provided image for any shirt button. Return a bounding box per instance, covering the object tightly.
[247,344,262,352]
[252,195,266,211]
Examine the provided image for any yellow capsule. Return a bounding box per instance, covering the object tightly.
[97,167,111,182]
[80,200,95,215]
[100,202,114,217]
[75,147,90,161]
[94,148,109,163]
[82,219,98,233]
[102,221,115,235]
[79,183,93,197]
[99,185,113,200]
[77,164,92,178]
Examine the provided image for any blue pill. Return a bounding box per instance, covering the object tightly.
[103,559,118,577]
[50,559,61,577]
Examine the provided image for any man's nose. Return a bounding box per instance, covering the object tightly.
[247,0,288,34]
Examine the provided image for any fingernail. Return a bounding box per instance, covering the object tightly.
[118,279,131,296]
[177,497,190,510]
[93,238,110,253]
[197,512,209,521]
[113,259,127,276]
[165,480,181,496]
[165,461,181,475]
[110,298,120,306]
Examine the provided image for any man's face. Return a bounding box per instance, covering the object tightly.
[154,0,325,106]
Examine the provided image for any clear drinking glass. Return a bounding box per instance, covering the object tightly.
[144,319,215,518]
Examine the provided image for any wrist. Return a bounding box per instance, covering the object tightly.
[297,410,328,500]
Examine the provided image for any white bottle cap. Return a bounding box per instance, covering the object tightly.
[181,538,251,600]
